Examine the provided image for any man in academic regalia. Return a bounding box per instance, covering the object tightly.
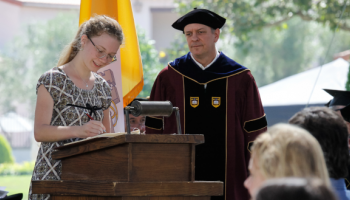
[145,8,267,200]
[324,89,350,190]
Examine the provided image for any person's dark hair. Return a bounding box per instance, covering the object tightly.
[255,178,337,200]
[289,107,349,179]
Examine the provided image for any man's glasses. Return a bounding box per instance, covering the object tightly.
[87,35,117,63]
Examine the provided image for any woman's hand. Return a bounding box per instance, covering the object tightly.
[78,120,106,138]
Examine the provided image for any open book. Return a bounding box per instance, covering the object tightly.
[63,129,140,146]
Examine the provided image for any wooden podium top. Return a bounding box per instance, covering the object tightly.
[52,134,205,160]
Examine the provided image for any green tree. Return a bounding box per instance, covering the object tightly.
[174,0,350,43]
[346,67,350,91]
[228,17,320,86]
[234,17,350,86]
[168,1,350,87]
[165,34,188,63]
[165,17,324,86]
[137,27,165,97]
[0,135,14,164]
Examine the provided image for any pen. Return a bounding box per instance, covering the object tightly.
[85,112,94,120]
[85,111,106,133]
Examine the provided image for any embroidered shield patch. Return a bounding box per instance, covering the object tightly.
[212,97,221,108]
[190,97,199,108]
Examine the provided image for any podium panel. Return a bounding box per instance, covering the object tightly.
[130,143,191,182]
[32,134,223,199]
[62,144,129,181]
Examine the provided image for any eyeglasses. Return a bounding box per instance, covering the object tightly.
[87,35,117,63]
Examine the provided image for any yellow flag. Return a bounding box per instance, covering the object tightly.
[79,0,144,107]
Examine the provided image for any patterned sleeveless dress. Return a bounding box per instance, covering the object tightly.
[29,67,112,200]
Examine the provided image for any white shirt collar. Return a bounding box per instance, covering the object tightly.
[190,50,220,70]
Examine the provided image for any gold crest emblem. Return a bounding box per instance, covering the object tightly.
[212,97,221,108]
[190,97,199,108]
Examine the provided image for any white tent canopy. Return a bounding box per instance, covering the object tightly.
[258,58,349,106]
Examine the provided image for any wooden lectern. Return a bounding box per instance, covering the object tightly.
[32,134,223,200]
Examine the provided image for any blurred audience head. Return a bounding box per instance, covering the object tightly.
[254,178,337,200]
[289,106,350,179]
[244,123,329,197]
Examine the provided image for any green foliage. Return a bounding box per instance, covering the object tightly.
[0,161,35,175]
[0,135,14,164]
[228,17,320,86]
[165,34,188,63]
[346,66,350,91]
[166,18,320,86]
[137,27,165,97]
[174,0,350,44]
[167,3,350,87]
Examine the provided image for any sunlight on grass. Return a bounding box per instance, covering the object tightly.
[0,175,31,200]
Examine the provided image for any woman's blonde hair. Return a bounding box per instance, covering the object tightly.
[57,15,123,67]
[251,123,330,186]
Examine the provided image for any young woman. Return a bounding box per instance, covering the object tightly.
[244,123,330,199]
[29,15,123,200]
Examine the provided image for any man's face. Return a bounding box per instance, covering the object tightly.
[124,114,146,134]
[184,23,219,59]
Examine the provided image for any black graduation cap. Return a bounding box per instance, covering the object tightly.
[324,89,350,107]
[172,8,226,32]
[340,104,350,123]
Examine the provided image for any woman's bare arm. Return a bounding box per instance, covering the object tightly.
[34,85,106,142]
